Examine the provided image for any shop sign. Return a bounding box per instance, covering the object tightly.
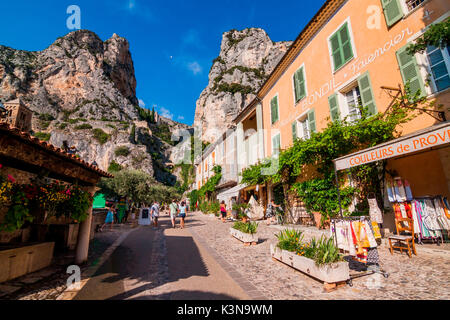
[334,125,450,171]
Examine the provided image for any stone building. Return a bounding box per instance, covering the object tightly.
[0,98,33,133]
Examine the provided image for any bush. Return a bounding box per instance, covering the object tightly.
[92,128,110,144]
[114,146,130,157]
[276,229,343,266]
[34,132,51,141]
[108,160,122,173]
[39,113,55,121]
[59,123,68,130]
[233,221,258,234]
[75,124,93,130]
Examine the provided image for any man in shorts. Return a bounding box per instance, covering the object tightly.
[150,202,160,228]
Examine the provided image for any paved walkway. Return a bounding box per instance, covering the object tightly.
[187,211,450,300]
[74,215,250,300]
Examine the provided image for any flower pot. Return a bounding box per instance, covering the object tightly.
[230,228,258,245]
[270,244,349,283]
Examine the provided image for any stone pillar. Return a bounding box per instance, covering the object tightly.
[256,103,264,161]
[75,186,98,265]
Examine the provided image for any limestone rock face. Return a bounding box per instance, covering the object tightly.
[0,30,187,184]
[194,28,291,143]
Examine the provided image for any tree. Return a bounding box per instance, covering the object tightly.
[98,169,179,205]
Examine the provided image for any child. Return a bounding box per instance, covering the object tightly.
[100,206,115,231]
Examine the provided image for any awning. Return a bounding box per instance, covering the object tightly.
[334,122,450,171]
[217,183,247,201]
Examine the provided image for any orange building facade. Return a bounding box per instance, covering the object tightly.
[232,0,450,221]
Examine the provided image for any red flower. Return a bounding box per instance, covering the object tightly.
[7,175,15,183]
[0,164,2,169]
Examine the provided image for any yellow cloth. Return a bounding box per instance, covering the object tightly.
[371,222,382,239]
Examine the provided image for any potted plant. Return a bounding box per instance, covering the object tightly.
[230,221,259,245]
[270,229,349,285]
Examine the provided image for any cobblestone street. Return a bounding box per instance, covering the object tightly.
[186,211,450,300]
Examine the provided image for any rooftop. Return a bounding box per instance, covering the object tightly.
[0,122,112,179]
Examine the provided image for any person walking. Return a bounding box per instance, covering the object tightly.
[100,206,115,232]
[150,201,160,228]
[220,200,227,223]
[178,201,187,229]
[169,199,179,228]
[265,199,281,225]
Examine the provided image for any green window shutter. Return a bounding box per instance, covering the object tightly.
[292,121,297,141]
[294,68,306,102]
[339,24,353,63]
[328,94,340,122]
[307,109,316,133]
[396,45,426,97]
[381,0,404,27]
[357,72,377,116]
[271,96,279,124]
[330,23,354,71]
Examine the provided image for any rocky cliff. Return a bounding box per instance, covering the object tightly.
[194,28,291,143]
[0,30,188,185]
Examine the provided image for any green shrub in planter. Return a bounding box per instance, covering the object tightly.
[232,221,258,234]
[275,229,343,266]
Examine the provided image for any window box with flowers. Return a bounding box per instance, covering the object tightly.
[270,229,349,285]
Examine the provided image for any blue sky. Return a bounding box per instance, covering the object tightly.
[0,0,326,125]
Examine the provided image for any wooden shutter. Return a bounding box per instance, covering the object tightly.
[307,109,316,133]
[358,72,377,116]
[381,0,404,27]
[330,33,343,70]
[330,23,353,71]
[294,68,306,102]
[328,94,340,122]
[271,96,279,124]
[292,121,297,141]
[339,23,353,63]
[396,45,426,97]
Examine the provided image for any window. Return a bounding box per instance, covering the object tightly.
[426,45,450,92]
[299,119,311,140]
[329,22,354,71]
[272,134,281,155]
[294,109,316,141]
[406,0,425,11]
[329,72,377,122]
[270,95,279,124]
[293,67,306,103]
[344,86,362,122]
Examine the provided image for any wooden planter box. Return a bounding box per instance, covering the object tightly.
[230,228,258,245]
[270,244,349,284]
[0,242,55,283]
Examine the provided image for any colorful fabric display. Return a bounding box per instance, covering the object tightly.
[394,178,407,202]
[368,197,383,224]
[404,180,414,201]
[434,198,450,231]
[371,222,382,239]
[443,197,450,219]
[386,180,396,202]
